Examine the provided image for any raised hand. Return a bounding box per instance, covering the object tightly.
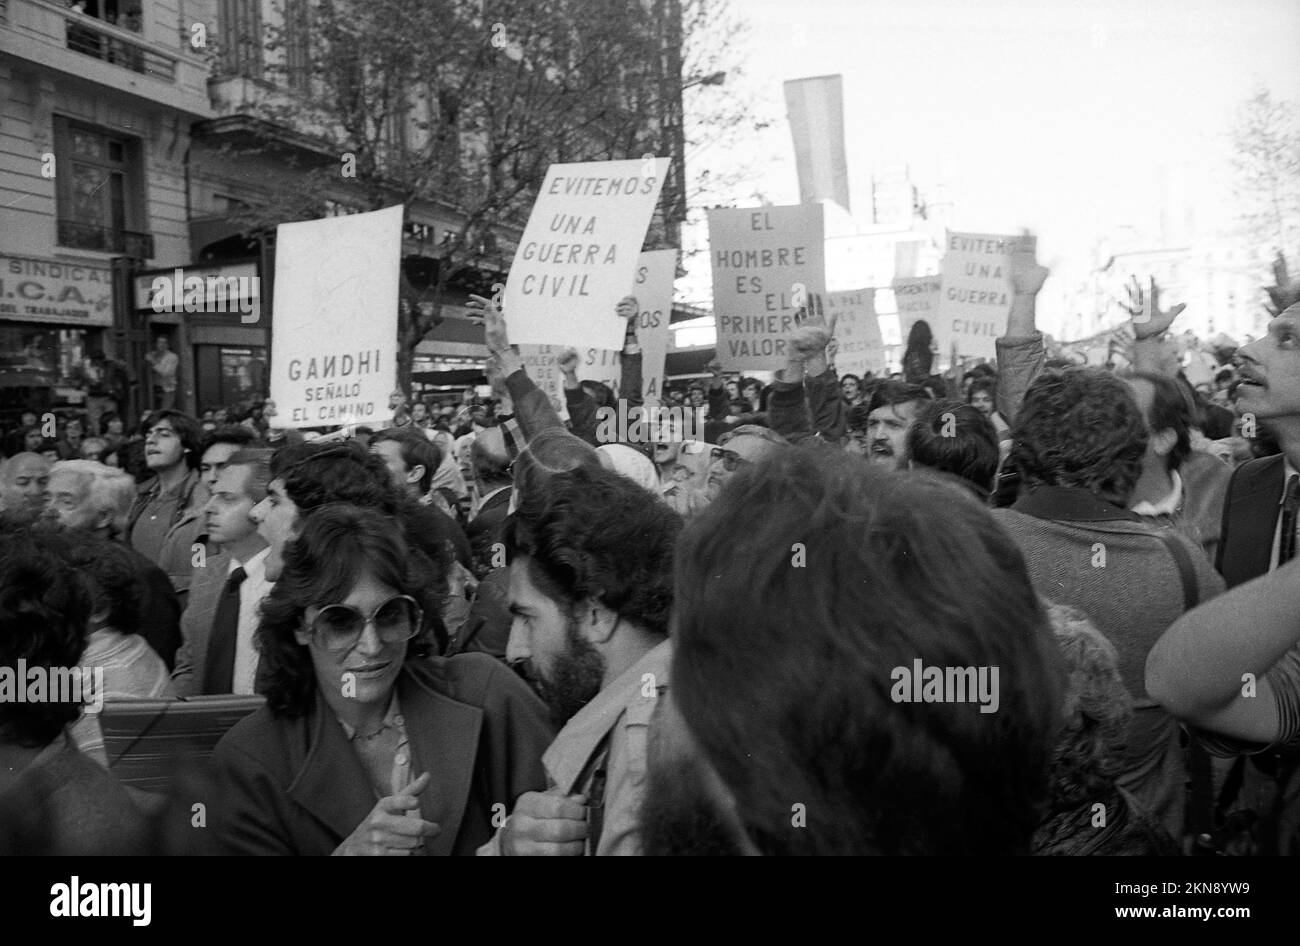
[468,293,510,356]
[1007,233,1049,297]
[334,772,440,856]
[616,295,639,322]
[1122,276,1185,339]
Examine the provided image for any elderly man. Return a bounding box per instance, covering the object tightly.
[0,452,51,527]
[41,459,182,669]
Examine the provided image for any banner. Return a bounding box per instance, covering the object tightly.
[271,205,401,428]
[936,231,1034,360]
[891,275,943,355]
[633,249,676,399]
[828,288,883,378]
[503,157,668,351]
[783,75,850,211]
[708,203,827,371]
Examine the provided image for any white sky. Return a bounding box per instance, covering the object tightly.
[677,0,1300,327]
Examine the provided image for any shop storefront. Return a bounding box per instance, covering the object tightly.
[0,253,117,427]
[132,260,267,416]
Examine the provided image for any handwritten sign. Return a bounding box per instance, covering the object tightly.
[633,249,676,399]
[504,158,668,352]
[936,231,1034,360]
[271,206,401,428]
[828,288,883,378]
[707,203,826,370]
[891,275,943,355]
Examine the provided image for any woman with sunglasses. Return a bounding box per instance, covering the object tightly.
[209,503,554,855]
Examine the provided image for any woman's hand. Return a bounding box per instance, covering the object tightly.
[333,772,440,856]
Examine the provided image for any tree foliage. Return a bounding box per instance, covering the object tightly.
[220,0,747,387]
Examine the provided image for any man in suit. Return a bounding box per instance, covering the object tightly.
[1217,301,1300,586]
[173,449,273,696]
[449,427,515,658]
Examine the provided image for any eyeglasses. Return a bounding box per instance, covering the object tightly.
[306,594,423,653]
[709,447,744,472]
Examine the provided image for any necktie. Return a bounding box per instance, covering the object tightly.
[203,565,247,694]
[1280,476,1299,566]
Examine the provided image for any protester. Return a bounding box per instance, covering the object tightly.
[0,452,51,527]
[905,399,1000,501]
[209,504,552,855]
[483,464,681,854]
[173,449,275,696]
[1034,601,1178,855]
[40,459,183,669]
[864,381,933,469]
[126,410,207,602]
[198,426,259,495]
[0,531,152,855]
[659,447,1062,854]
[991,366,1224,840]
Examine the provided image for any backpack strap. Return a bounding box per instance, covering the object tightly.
[1157,530,1200,612]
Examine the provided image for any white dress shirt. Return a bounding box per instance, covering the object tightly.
[231,546,273,695]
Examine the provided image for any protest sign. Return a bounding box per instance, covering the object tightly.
[516,344,622,417]
[503,157,668,352]
[708,203,826,371]
[936,231,1035,360]
[633,249,676,399]
[828,288,883,378]
[891,275,943,354]
[271,205,401,428]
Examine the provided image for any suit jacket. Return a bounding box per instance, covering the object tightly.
[1216,455,1287,588]
[172,549,233,697]
[208,654,554,855]
[124,544,183,670]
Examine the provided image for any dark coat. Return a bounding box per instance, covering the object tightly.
[1216,454,1286,588]
[209,654,553,855]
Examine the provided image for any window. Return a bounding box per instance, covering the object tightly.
[69,0,143,33]
[53,118,150,257]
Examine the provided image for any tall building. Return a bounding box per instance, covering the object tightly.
[2,0,688,425]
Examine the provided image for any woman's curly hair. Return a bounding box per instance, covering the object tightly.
[255,504,442,718]
[1041,601,1133,810]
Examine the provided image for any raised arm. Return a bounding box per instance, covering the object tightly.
[468,293,564,439]
[1146,555,1300,746]
[996,236,1049,426]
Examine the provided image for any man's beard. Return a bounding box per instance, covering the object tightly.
[533,618,606,728]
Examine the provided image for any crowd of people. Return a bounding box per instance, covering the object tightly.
[2,238,1300,857]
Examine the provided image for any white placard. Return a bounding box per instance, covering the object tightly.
[828,288,883,378]
[633,249,676,399]
[707,203,826,371]
[503,158,668,351]
[271,206,402,428]
[936,231,1034,360]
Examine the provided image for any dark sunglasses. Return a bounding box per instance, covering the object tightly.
[306,594,422,653]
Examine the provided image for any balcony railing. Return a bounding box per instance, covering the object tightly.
[65,14,176,83]
[57,219,154,259]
